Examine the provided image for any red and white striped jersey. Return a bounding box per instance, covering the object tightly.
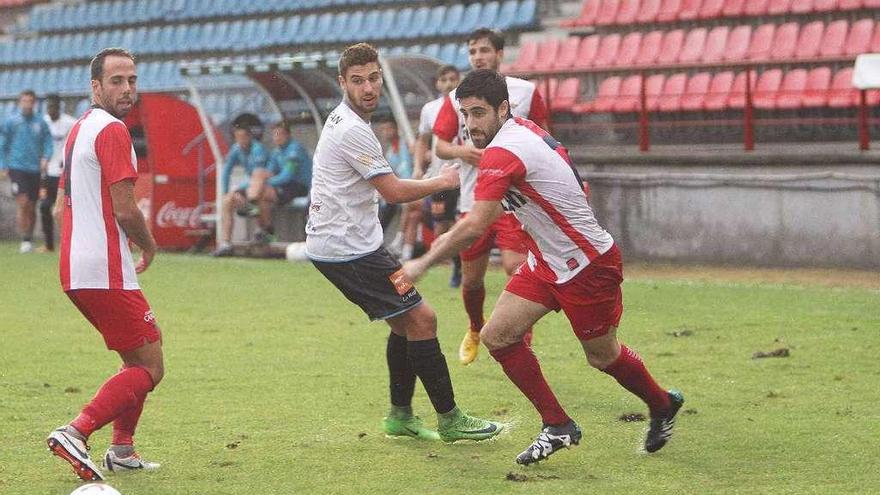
[433,76,548,212]
[59,107,139,291]
[474,118,614,284]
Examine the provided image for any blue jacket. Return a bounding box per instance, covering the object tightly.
[0,111,53,173]
[266,138,313,191]
[221,141,268,194]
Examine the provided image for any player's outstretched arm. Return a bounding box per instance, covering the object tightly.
[434,137,483,166]
[109,179,158,273]
[370,162,460,204]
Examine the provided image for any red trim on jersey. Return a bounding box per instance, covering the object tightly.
[527,89,549,129]
[473,147,525,201]
[95,121,137,289]
[432,94,458,142]
[59,113,89,291]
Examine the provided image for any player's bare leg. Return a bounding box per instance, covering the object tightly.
[16,194,36,253]
[213,192,246,256]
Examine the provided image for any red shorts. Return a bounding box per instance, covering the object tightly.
[506,244,624,341]
[66,289,161,352]
[459,213,530,262]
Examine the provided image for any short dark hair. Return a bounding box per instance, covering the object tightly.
[467,28,505,51]
[272,120,292,133]
[90,47,135,81]
[373,113,396,125]
[455,69,509,113]
[436,64,459,80]
[19,89,36,99]
[339,43,379,77]
[45,93,60,104]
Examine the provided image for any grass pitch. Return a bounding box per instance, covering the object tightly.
[0,243,878,494]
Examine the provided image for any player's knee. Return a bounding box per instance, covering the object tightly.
[583,342,620,370]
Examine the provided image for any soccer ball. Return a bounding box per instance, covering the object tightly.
[285,241,308,262]
[70,483,122,495]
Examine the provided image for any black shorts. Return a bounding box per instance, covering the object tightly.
[9,169,41,202]
[311,247,423,321]
[275,182,308,205]
[430,187,459,222]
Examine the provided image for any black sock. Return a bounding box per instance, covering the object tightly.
[387,332,416,408]
[452,255,461,276]
[407,338,456,414]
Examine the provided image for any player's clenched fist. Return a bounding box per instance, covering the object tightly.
[436,162,460,190]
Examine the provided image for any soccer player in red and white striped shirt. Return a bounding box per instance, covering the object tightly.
[407,70,684,465]
[47,48,163,481]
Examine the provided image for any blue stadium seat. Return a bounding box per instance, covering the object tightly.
[515,0,538,29]
[495,0,520,30]
[438,43,458,66]
[226,21,245,48]
[423,43,441,60]
[389,8,414,40]
[267,17,286,47]
[294,14,319,44]
[457,2,484,36]
[480,2,501,29]
[279,16,302,45]
[376,9,396,40]
[455,44,470,69]
[439,4,465,37]
[420,6,447,38]
[360,11,382,39]
[326,12,350,44]
[408,7,431,39]
[315,13,335,44]
[210,22,230,51]
[338,11,365,44]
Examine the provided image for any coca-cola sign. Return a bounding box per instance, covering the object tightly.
[156,201,204,229]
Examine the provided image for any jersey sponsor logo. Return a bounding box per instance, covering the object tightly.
[389,268,414,296]
[502,190,528,212]
[143,310,156,324]
[566,258,580,270]
[156,201,203,228]
[328,112,343,126]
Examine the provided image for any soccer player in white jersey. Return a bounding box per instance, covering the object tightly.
[46,48,163,481]
[407,70,684,465]
[433,28,549,365]
[39,94,76,253]
[305,43,502,443]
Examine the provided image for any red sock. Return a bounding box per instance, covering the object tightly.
[462,286,485,331]
[602,345,670,417]
[111,393,146,446]
[490,341,570,426]
[71,366,154,438]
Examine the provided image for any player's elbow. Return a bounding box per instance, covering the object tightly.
[112,207,141,224]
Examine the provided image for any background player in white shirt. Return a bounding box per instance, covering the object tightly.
[407,69,684,466]
[432,28,548,365]
[306,43,502,443]
[47,48,163,481]
[40,93,76,252]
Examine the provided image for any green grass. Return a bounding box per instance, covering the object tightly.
[1,242,878,494]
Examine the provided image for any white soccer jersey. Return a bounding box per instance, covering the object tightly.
[305,101,394,262]
[60,108,140,291]
[474,118,614,284]
[44,113,77,178]
[433,76,548,212]
[417,96,446,178]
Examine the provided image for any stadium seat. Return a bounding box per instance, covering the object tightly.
[440,4,465,36]
[457,3,483,35]
[438,43,458,66]
[566,0,599,27]
[658,73,688,111]
[657,0,682,23]
[573,34,601,69]
[553,37,582,70]
[728,71,754,109]
[837,0,862,9]
[721,0,745,17]
[480,1,501,28]
[743,0,769,16]
[389,8,413,40]
[377,9,397,40]
[802,67,832,107]
[407,7,430,39]
[791,0,817,13]
[769,22,798,61]
[496,0,521,30]
[593,33,622,67]
[597,0,621,25]
[699,0,725,18]
[615,0,640,25]
[795,21,824,60]
[550,78,581,112]
[644,74,667,111]
[819,20,849,58]
[615,32,643,67]
[294,14,318,44]
[703,25,730,63]
[752,69,782,109]
[767,0,793,14]
[747,23,774,61]
[656,29,684,65]
[612,74,645,112]
[775,69,808,109]
[421,6,447,38]
[679,0,703,20]
[680,72,712,110]
[871,22,880,52]
[578,76,622,112]
[866,0,880,7]
[678,27,708,64]
[844,19,874,56]
[511,40,539,71]
[828,68,857,107]
[635,30,664,65]
[533,38,562,72]
[637,0,662,23]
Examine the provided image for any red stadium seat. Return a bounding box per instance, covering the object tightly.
[702,26,729,63]
[613,74,645,112]
[597,0,621,25]
[679,0,703,20]
[775,69,808,109]
[616,0,641,25]
[635,30,664,65]
[724,24,752,62]
[562,0,598,27]
[871,23,880,52]
[551,78,581,112]
[681,72,712,110]
[644,74,668,111]
[728,71,753,109]
[593,33,622,67]
[580,76,623,112]
[704,71,735,110]
[838,0,862,10]
[865,0,880,7]
[722,0,746,17]
[615,32,643,67]
[533,38,562,72]
[844,19,874,56]
[658,73,689,111]
[699,0,725,18]
[752,69,783,109]
[747,23,776,61]
[511,40,539,71]
[791,0,816,13]
[744,0,770,15]
[819,20,848,58]
[656,29,685,65]
[552,37,583,70]
[769,22,798,61]
[573,34,601,69]
[795,21,824,60]
[637,0,662,23]
[802,67,832,107]
[678,28,708,64]
[828,68,857,107]
[658,0,683,23]
[767,0,794,15]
